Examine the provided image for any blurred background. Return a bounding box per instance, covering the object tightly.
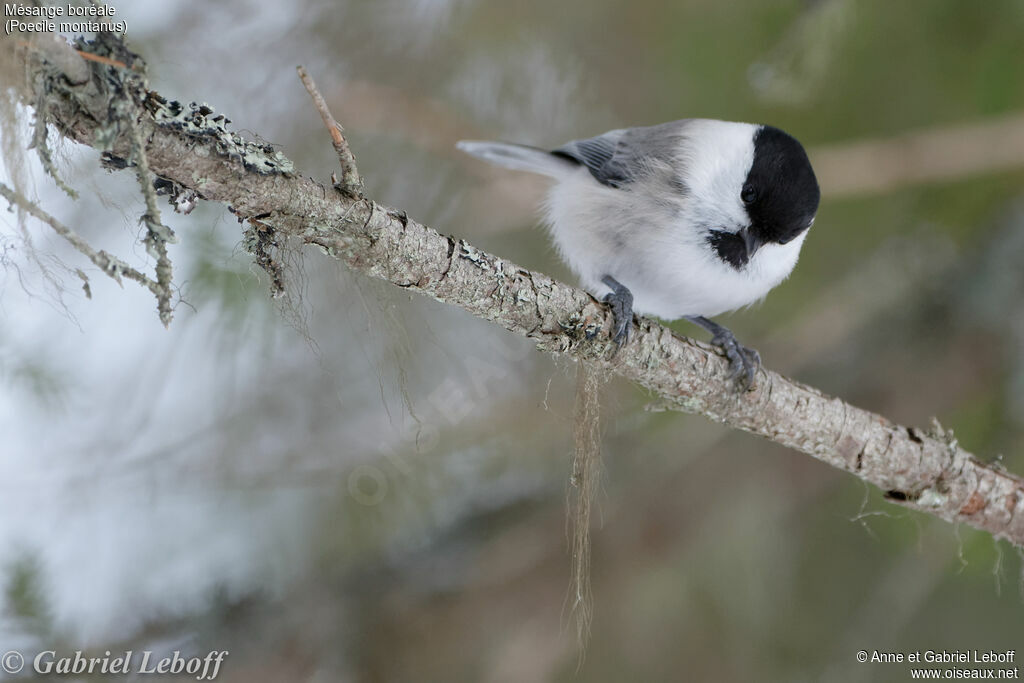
[2,0,1024,680]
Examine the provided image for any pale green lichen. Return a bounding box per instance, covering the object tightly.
[916,489,948,508]
[458,242,489,269]
[147,96,294,176]
[29,85,77,199]
[675,396,706,413]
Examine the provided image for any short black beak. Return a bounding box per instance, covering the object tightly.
[740,227,761,259]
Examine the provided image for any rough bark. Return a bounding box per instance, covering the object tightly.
[7,34,1024,547]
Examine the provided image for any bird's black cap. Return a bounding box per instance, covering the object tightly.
[743,125,820,245]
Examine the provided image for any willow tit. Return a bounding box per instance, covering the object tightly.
[457,119,820,387]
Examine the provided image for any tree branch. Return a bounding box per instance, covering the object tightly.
[9,34,1024,546]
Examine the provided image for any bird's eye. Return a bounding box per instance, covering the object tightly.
[741,184,758,204]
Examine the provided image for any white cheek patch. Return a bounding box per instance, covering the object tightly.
[675,120,758,233]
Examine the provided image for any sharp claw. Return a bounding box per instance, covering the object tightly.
[707,326,760,391]
[604,299,630,350]
[737,345,760,389]
[613,326,629,347]
[601,275,633,354]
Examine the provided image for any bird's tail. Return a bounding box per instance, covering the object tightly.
[456,140,577,178]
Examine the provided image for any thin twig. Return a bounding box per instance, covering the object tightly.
[75,50,128,70]
[17,36,132,71]
[296,65,364,199]
[0,181,161,297]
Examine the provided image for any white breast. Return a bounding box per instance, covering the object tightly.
[624,228,807,318]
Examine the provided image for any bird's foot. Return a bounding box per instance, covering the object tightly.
[685,316,760,390]
[711,330,760,389]
[601,275,633,351]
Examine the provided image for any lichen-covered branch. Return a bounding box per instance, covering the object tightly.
[125,100,176,326]
[29,85,78,199]
[0,181,164,298]
[9,34,1024,546]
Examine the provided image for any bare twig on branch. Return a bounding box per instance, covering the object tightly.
[8,34,1024,547]
[296,65,364,199]
[74,50,129,70]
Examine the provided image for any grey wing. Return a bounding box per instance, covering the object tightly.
[552,120,692,189]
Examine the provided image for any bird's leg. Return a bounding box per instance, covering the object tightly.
[601,275,633,349]
[685,315,761,389]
